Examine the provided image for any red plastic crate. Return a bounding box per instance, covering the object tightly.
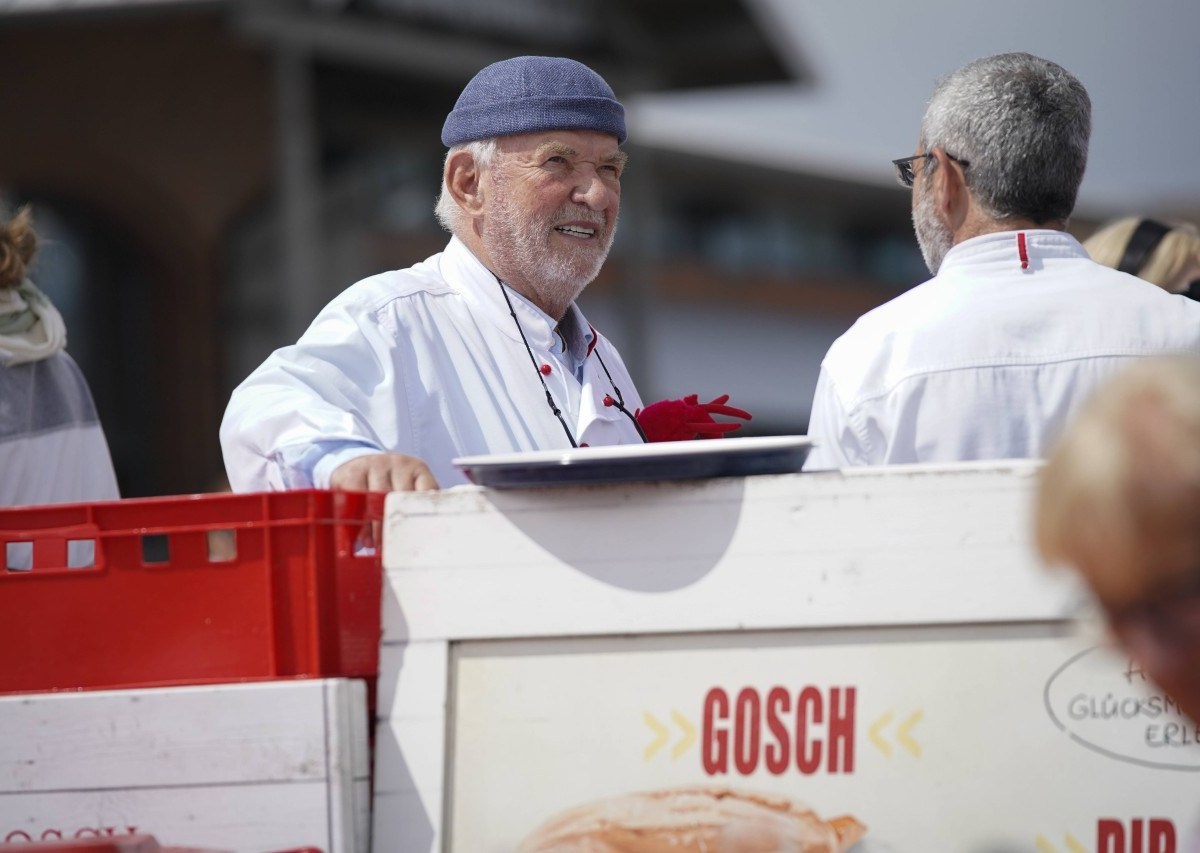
[0,490,384,695]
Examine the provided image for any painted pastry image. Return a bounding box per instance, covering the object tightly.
[517,785,866,852]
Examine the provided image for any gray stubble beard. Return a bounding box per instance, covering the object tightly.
[912,181,954,276]
[483,177,617,318]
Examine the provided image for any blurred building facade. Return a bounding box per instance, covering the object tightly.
[3,0,1179,497]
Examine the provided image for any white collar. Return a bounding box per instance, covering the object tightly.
[939,229,1087,273]
[443,236,594,355]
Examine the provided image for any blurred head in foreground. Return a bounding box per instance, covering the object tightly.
[1084,217,1200,298]
[1036,356,1200,720]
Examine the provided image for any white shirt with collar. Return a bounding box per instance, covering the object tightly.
[220,237,645,491]
[804,229,1200,469]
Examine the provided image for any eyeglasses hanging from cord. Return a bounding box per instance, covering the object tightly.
[495,275,648,447]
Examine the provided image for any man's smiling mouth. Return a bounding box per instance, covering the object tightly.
[554,224,597,239]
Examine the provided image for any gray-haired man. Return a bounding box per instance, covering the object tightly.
[804,52,1200,469]
[221,56,648,492]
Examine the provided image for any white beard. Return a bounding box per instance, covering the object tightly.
[483,177,617,316]
[912,180,954,276]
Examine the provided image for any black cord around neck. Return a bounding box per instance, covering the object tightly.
[595,349,649,443]
[495,275,578,447]
[494,275,646,446]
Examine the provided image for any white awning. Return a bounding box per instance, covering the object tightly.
[627,0,1200,217]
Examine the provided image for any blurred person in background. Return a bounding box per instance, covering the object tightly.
[221,55,747,495]
[0,206,119,506]
[1084,217,1200,299]
[803,52,1200,470]
[1036,356,1200,725]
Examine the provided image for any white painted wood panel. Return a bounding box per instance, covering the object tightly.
[380,464,1082,644]
[373,463,1093,853]
[0,679,369,852]
[372,641,447,853]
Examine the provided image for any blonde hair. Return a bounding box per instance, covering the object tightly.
[1084,217,1200,292]
[0,206,38,291]
[1035,356,1200,582]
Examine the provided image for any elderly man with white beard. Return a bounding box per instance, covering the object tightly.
[222,57,749,493]
[803,52,1200,470]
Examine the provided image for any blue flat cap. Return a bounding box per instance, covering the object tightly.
[442,56,626,147]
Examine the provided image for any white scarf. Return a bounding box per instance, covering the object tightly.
[0,280,68,366]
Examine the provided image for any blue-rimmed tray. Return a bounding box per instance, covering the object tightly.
[453,435,813,489]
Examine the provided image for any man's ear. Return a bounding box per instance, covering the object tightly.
[446,150,486,216]
[931,147,968,228]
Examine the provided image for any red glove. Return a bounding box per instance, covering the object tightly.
[635,394,753,442]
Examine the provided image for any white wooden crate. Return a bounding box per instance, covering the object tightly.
[0,678,369,852]
[374,464,1180,853]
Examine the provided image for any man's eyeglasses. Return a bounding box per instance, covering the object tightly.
[891,151,970,188]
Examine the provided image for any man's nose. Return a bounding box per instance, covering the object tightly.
[572,171,614,211]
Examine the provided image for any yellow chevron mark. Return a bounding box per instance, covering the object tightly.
[643,710,699,761]
[868,710,894,758]
[671,709,695,760]
[897,709,923,758]
[643,711,668,761]
[1033,833,1087,853]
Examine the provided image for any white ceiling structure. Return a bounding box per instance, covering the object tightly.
[627,0,1200,218]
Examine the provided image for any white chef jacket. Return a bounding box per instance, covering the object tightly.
[0,352,120,507]
[805,230,1200,469]
[220,237,645,491]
